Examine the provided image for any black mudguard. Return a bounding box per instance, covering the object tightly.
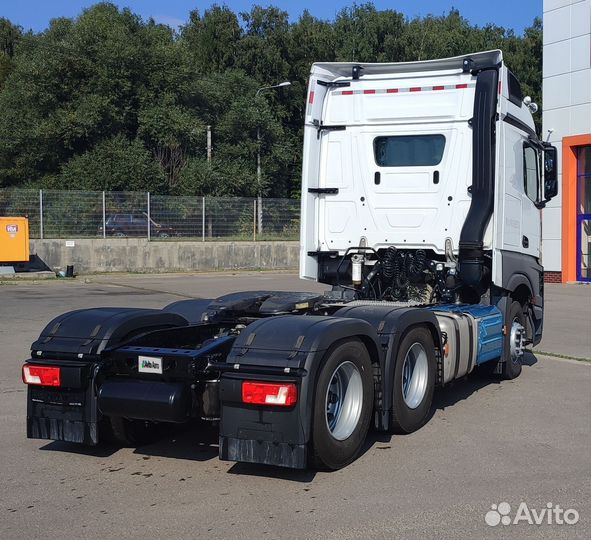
[26,307,188,445]
[162,299,212,324]
[219,315,381,468]
[31,307,188,361]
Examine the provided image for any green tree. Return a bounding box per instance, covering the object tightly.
[57,134,165,192]
[333,4,405,62]
[236,6,291,84]
[181,6,242,73]
[0,2,544,195]
[503,17,543,125]
[0,3,180,186]
[0,17,22,88]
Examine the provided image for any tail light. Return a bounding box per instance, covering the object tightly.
[22,364,61,387]
[242,381,297,407]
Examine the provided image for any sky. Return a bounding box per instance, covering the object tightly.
[1,0,542,35]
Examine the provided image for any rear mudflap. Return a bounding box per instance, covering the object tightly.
[219,436,307,469]
[219,372,308,469]
[26,362,100,445]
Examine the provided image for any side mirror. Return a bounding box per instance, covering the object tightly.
[543,145,558,201]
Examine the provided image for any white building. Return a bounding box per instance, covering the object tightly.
[542,0,591,282]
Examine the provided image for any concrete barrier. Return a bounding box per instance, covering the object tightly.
[30,239,300,274]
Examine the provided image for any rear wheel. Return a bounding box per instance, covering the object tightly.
[101,416,171,447]
[310,339,374,470]
[390,327,436,434]
[501,301,526,380]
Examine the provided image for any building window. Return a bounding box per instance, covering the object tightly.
[577,146,591,281]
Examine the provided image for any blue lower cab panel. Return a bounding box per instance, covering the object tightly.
[430,304,503,364]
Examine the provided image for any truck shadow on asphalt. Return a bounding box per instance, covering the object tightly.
[39,421,220,461]
[430,352,537,413]
[39,353,538,482]
[357,352,539,458]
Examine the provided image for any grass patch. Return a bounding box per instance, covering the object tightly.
[528,349,591,363]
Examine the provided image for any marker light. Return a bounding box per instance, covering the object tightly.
[22,365,61,387]
[242,381,298,407]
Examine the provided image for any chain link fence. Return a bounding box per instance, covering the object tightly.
[0,189,300,241]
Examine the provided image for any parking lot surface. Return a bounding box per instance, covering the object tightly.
[1,273,589,539]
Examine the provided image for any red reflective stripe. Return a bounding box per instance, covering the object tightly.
[363,89,375,94]
[456,83,468,89]
[498,80,502,94]
[308,91,314,104]
[410,87,421,92]
[432,85,445,91]
[386,88,399,93]
[341,90,353,95]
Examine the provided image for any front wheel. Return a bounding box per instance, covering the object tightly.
[501,301,526,380]
[390,327,436,434]
[310,339,374,470]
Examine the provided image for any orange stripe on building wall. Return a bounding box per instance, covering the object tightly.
[562,134,591,283]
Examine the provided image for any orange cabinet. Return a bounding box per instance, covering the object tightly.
[0,217,30,263]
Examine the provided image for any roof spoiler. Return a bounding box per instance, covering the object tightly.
[310,50,503,81]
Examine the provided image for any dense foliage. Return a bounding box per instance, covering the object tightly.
[0,3,542,197]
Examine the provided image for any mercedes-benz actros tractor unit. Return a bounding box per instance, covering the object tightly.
[22,50,558,470]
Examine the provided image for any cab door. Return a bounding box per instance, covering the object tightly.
[497,122,541,258]
[521,141,542,257]
[316,128,364,250]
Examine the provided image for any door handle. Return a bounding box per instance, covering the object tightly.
[374,171,381,185]
[433,170,439,184]
[522,236,529,248]
[308,188,339,194]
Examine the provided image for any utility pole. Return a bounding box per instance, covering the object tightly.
[256,125,262,235]
[206,125,212,239]
[255,81,291,235]
[206,125,212,163]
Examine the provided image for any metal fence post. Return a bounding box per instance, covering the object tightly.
[253,199,257,241]
[202,196,205,242]
[147,192,151,241]
[39,189,44,240]
[102,191,106,238]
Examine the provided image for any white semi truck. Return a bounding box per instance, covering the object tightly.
[22,50,558,470]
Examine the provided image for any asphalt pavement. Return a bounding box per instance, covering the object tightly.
[0,272,589,539]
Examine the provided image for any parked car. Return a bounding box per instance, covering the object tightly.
[98,213,176,238]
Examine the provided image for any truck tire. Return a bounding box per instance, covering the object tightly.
[101,416,171,447]
[390,327,436,434]
[501,300,526,380]
[310,339,374,470]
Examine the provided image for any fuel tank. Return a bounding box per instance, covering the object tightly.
[428,304,503,383]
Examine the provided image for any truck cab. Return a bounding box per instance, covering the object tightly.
[301,50,557,336]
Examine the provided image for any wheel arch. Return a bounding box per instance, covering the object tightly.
[506,273,533,304]
[501,274,536,342]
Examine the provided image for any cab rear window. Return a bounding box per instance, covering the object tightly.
[374,135,446,167]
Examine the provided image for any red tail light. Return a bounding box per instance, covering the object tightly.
[22,365,61,387]
[242,381,297,407]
